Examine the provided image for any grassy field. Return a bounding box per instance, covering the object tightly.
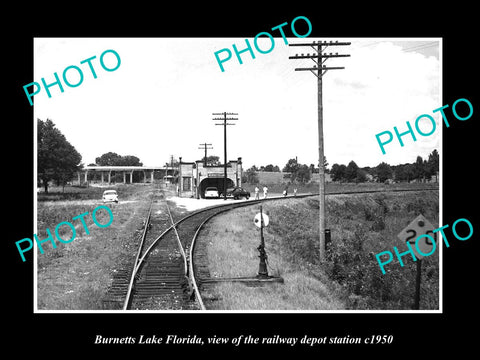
[203,207,345,310]
[35,182,439,311]
[201,187,439,310]
[242,180,438,197]
[36,184,154,310]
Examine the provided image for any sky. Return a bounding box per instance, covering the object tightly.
[33,37,441,170]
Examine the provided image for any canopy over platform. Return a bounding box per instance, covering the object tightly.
[79,165,177,184]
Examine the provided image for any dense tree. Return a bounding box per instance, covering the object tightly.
[283,158,300,174]
[356,168,367,183]
[243,166,259,184]
[330,161,366,183]
[283,158,300,182]
[425,149,439,180]
[346,161,367,182]
[296,164,311,183]
[412,156,425,181]
[283,158,312,183]
[391,152,438,183]
[94,152,144,183]
[119,155,143,166]
[345,161,358,182]
[96,152,142,166]
[201,155,220,166]
[95,152,121,166]
[331,163,347,182]
[38,119,82,192]
[394,163,414,182]
[261,164,280,172]
[376,162,393,183]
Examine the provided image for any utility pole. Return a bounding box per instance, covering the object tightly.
[212,112,238,200]
[198,143,213,167]
[289,40,350,262]
[168,155,174,179]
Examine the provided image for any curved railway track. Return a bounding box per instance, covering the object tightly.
[103,185,438,310]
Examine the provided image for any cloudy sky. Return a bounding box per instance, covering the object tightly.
[33,37,441,169]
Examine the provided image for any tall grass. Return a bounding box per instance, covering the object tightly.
[36,184,155,310]
[203,207,345,310]
[203,190,439,310]
[269,191,439,309]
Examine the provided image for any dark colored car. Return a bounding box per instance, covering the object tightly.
[225,187,250,200]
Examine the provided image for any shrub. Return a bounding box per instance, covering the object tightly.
[270,192,439,310]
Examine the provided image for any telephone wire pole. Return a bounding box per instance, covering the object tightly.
[289,40,350,262]
[212,112,238,200]
[198,142,213,167]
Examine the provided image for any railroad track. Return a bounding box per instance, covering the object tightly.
[102,187,265,310]
[103,185,438,310]
[126,195,276,310]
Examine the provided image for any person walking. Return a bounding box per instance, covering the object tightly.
[254,186,260,200]
[263,185,268,199]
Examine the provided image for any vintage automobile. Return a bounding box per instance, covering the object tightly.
[102,189,119,203]
[225,187,250,200]
[204,187,219,198]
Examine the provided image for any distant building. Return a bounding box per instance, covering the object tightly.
[178,157,243,198]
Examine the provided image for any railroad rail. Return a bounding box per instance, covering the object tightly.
[103,185,438,310]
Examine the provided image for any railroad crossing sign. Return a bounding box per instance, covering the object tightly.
[397,214,436,260]
[254,213,269,228]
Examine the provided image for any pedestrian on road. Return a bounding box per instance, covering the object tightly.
[255,186,260,200]
[263,185,268,199]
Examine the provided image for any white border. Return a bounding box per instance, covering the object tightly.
[34,37,443,314]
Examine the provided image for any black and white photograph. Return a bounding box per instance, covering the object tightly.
[7,6,478,356]
[32,36,442,313]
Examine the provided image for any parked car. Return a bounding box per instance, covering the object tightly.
[225,187,250,200]
[204,187,219,198]
[102,190,118,203]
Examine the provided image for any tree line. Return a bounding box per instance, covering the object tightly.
[37,118,439,193]
[244,157,327,184]
[244,150,439,184]
[92,152,142,167]
[330,150,439,183]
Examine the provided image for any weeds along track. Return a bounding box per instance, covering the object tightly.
[189,187,439,310]
[103,186,438,310]
[102,188,176,310]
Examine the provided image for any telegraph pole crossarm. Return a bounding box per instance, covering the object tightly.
[288,40,350,262]
[198,143,213,167]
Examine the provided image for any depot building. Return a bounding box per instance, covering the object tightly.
[178,157,243,198]
[78,157,243,199]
